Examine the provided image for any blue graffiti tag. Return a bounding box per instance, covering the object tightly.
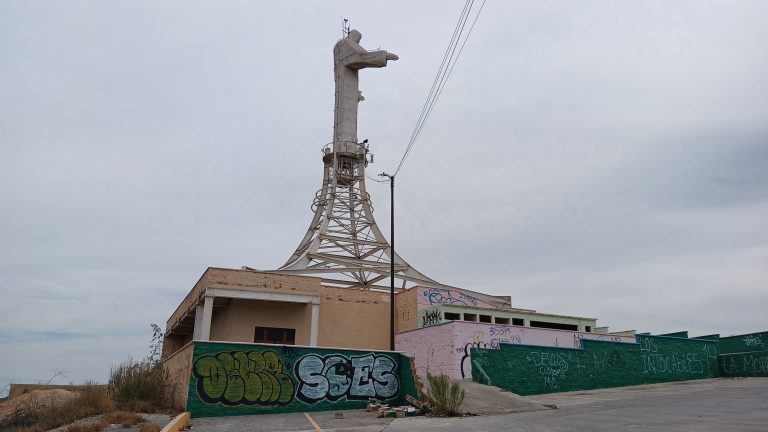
[424,288,478,306]
[294,353,399,403]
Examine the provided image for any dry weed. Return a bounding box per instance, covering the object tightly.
[124,400,154,413]
[66,420,106,432]
[139,423,161,432]
[100,411,145,427]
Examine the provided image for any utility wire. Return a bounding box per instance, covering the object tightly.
[410,0,486,153]
[393,0,486,177]
[395,0,473,176]
[403,0,472,152]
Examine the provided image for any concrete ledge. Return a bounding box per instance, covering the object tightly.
[160,412,190,432]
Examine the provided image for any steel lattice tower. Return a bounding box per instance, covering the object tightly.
[272,139,438,290]
[267,30,439,290]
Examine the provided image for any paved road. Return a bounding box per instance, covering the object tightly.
[188,378,768,432]
[387,378,768,432]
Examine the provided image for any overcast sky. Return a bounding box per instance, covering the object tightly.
[2,1,767,394]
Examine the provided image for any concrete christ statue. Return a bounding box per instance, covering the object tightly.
[333,29,398,146]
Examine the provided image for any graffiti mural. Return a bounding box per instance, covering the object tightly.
[192,350,295,406]
[294,353,399,403]
[396,321,637,381]
[187,343,419,418]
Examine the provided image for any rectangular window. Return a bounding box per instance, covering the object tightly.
[529,321,578,331]
[585,326,592,333]
[444,312,460,320]
[495,317,510,325]
[479,315,492,323]
[254,327,296,345]
[512,318,524,326]
[463,313,477,322]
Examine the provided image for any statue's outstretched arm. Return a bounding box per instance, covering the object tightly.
[344,49,396,70]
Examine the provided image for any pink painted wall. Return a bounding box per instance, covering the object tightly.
[396,321,635,380]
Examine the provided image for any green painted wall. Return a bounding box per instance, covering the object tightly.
[719,332,768,354]
[471,335,719,396]
[187,342,420,417]
[692,334,720,341]
[659,331,688,338]
[719,350,768,377]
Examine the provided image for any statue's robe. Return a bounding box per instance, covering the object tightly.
[333,37,390,145]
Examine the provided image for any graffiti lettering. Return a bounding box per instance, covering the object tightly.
[573,334,584,348]
[421,309,441,328]
[424,288,477,306]
[743,355,768,373]
[641,352,705,375]
[294,353,399,403]
[192,350,295,406]
[721,356,738,374]
[607,350,625,367]
[526,351,570,389]
[743,335,766,349]
[488,326,511,337]
[490,334,522,349]
[639,337,658,353]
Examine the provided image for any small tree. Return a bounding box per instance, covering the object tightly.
[146,324,164,366]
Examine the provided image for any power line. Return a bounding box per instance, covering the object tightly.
[395,0,473,176]
[393,0,486,177]
[403,0,472,153]
[410,0,486,154]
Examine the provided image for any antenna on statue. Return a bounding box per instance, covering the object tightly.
[342,18,350,37]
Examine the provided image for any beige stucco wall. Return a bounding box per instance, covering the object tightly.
[210,299,312,345]
[165,269,324,337]
[163,268,393,357]
[162,333,192,360]
[314,285,389,349]
[161,341,193,410]
[395,286,417,333]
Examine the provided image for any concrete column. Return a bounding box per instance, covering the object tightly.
[200,295,214,341]
[193,304,204,340]
[524,319,530,327]
[310,303,320,347]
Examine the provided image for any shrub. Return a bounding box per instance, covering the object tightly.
[75,381,112,414]
[424,373,465,416]
[108,358,167,406]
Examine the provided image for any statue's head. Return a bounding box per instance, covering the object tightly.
[348,29,362,43]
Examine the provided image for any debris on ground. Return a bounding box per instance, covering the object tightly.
[369,396,431,418]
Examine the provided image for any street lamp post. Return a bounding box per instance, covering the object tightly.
[379,172,395,351]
